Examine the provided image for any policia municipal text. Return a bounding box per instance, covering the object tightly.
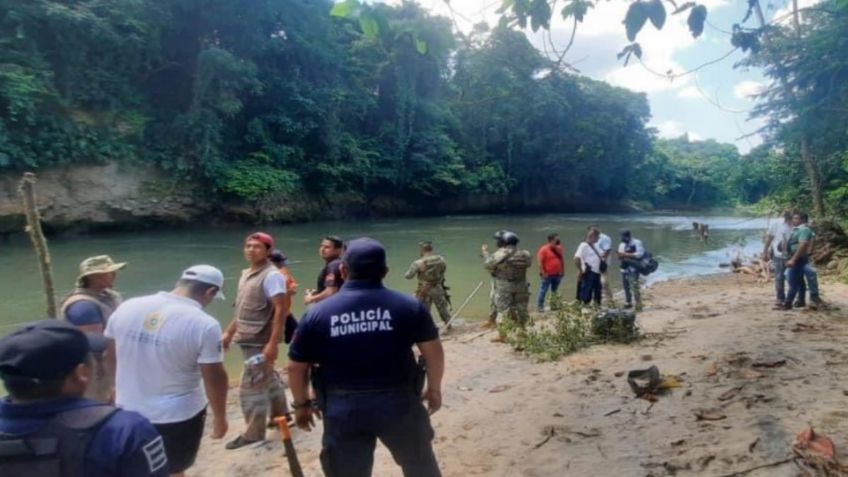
[287,237,445,477]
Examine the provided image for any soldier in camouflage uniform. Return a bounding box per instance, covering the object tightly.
[405,241,452,324]
[482,230,532,341]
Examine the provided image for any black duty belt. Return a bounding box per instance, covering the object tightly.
[325,385,409,396]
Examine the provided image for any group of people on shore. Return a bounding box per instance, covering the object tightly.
[764,209,822,310]
[0,224,657,477]
[0,232,447,477]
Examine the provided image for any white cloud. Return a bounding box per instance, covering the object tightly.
[678,86,701,98]
[653,120,703,140]
[733,80,766,99]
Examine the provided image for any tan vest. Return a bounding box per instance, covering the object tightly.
[58,288,121,402]
[233,262,279,345]
[59,288,122,324]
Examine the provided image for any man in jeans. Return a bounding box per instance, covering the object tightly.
[777,212,814,311]
[763,209,793,305]
[590,225,615,306]
[536,233,564,312]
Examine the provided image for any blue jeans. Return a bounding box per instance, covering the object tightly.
[320,390,441,477]
[773,257,786,302]
[537,274,562,310]
[804,263,820,301]
[784,257,808,307]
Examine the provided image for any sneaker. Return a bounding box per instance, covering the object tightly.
[794,301,806,308]
[773,303,791,311]
[623,303,633,309]
[226,435,262,450]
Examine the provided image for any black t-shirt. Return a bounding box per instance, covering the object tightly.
[289,280,439,390]
[316,258,343,293]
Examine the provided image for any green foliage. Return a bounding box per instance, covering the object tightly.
[499,300,638,362]
[220,153,299,201]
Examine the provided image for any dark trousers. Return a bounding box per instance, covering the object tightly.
[784,256,808,307]
[578,271,602,305]
[320,390,441,477]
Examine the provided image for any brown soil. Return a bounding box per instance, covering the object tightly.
[192,274,848,477]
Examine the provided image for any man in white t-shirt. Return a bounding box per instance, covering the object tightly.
[590,225,614,306]
[763,209,793,305]
[574,228,604,306]
[105,265,229,477]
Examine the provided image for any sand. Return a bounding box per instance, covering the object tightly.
[191,274,848,476]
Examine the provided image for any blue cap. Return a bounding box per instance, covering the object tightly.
[343,237,387,275]
[0,320,107,384]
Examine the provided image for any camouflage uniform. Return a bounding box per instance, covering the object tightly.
[483,245,532,325]
[405,253,451,323]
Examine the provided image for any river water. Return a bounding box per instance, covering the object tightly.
[0,212,771,372]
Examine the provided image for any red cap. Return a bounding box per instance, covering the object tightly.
[246,232,274,250]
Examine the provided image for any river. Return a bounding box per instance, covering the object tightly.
[0,212,771,372]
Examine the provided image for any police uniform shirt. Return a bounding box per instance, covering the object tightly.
[0,397,168,476]
[316,258,344,293]
[289,279,438,390]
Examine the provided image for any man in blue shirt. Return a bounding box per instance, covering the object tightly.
[0,320,167,477]
[288,237,445,477]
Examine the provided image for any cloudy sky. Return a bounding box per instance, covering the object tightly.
[389,0,807,153]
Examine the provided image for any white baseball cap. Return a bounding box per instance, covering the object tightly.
[180,265,226,300]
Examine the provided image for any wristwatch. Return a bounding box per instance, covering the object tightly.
[291,400,312,409]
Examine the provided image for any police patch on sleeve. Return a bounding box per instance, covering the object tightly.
[142,435,167,473]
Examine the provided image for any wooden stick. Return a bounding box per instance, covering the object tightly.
[18,173,57,318]
[275,416,304,477]
[717,457,793,477]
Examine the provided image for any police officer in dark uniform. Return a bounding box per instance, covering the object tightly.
[288,237,444,477]
[0,320,167,477]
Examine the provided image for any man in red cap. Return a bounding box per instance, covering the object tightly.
[222,232,291,449]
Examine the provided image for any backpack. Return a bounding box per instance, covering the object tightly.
[0,404,118,477]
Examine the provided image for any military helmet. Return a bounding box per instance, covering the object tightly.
[502,231,519,246]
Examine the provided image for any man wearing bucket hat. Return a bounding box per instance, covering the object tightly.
[0,320,168,476]
[105,265,229,476]
[60,255,127,402]
[61,255,127,333]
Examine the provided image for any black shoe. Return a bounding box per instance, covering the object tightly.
[773,303,791,311]
[623,303,633,309]
[226,436,262,450]
[794,301,806,308]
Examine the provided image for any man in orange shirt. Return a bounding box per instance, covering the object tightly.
[536,233,564,312]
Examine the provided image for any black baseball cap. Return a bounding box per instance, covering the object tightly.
[0,320,107,384]
[343,237,387,275]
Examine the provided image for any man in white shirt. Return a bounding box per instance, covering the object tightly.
[590,225,614,306]
[763,209,793,305]
[574,228,604,306]
[106,265,230,477]
[617,230,646,310]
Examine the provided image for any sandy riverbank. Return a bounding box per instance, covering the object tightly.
[191,273,848,477]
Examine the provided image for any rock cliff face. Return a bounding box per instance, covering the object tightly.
[0,162,631,235]
[0,163,202,234]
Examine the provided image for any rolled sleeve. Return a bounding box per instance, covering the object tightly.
[198,322,224,364]
[262,272,287,298]
[288,313,320,363]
